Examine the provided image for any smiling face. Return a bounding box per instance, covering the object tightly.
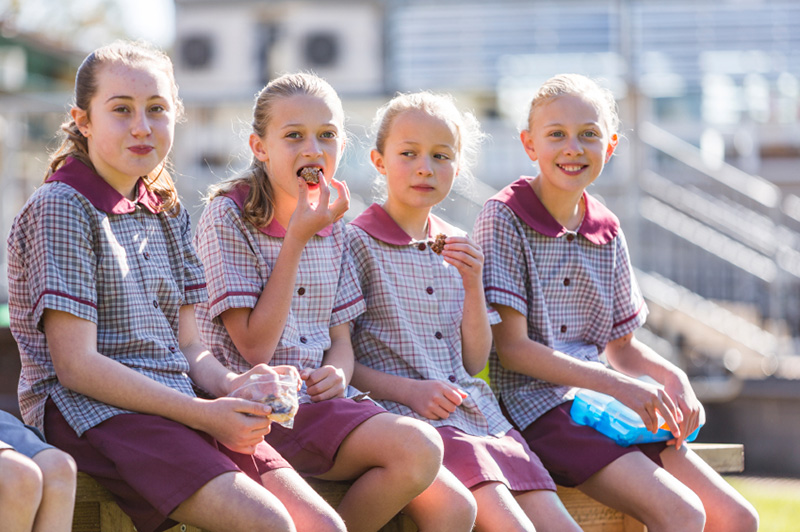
[249,93,345,207]
[521,93,617,198]
[72,61,176,195]
[372,109,460,217]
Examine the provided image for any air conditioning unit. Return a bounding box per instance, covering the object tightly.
[174,3,263,100]
[268,2,383,95]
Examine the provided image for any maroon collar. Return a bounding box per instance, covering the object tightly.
[490,177,619,245]
[45,157,161,214]
[223,184,333,238]
[349,203,461,245]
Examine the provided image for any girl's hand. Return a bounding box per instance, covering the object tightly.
[286,177,350,243]
[226,363,283,396]
[300,364,347,401]
[663,373,705,449]
[196,396,274,454]
[441,236,484,290]
[407,379,468,420]
[614,378,682,438]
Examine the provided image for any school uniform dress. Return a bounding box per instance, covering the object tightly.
[194,184,385,476]
[7,158,290,532]
[348,203,556,492]
[473,177,665,487]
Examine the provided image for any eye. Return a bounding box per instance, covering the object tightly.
[434,153,451,161]
[400,150,415,157]
[149,104,166,113]
[285,132,302,139]
[112,105,130,114]
[549,131,564,138]
[583,130,600,138]
[320,130,337,139]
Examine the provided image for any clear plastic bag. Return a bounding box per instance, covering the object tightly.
[229,372,300,428]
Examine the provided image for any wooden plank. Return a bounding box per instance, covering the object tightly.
[688,442,744,473]
[74,444,743,532]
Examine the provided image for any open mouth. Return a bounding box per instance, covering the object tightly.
[298,167,322,184]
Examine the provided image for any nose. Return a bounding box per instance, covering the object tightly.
[416,156,433,176]
[131,110,151,137]
[303,137,323,157]
[563,136,583,156]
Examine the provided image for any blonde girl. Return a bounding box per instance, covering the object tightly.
[347,91,582,532]
[193,73,475,532]
[474,73,759,532]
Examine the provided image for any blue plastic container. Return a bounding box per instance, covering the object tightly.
[570,384,702,447]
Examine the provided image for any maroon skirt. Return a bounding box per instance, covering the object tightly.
[44,399,291,532]
[519,401,666,487]
[437,425,556,492]
[264,396,387,477]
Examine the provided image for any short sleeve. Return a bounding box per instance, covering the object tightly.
[193,198,266,322]
[19,191,99,331]
[178,208,208,305]
[473,200,529,317]
[610,230,648,339]
[330,229,365,328]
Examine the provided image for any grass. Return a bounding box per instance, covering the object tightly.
[725,476,800,532]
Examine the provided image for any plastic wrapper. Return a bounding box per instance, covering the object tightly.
[229,373,300,428]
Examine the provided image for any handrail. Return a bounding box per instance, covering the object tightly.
[637,121,781,208]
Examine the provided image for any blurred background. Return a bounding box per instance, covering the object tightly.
[1,0,800,524]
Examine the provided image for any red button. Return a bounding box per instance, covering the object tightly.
[566,234,575,242]
[560,325,567,333]
[448,375,456,383]
[297,287,306,296]
[300,336,307,344]
[426,287,434,295]
[153,300,159,308]
[143,251,150,260]
[418,243,427,251]
[435,331,443,339]
[563,278,570,286]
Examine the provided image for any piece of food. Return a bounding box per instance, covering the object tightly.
[430,233,447,254]
[262,391,299,423]
[300,167,321,184]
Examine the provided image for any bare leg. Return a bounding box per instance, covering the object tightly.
[403,467,477,532]
[514,488,582,532]
[315,414,443,532]
[31,448,77,532]
[660,445,758,532]
[471,481,534,532]
[577,452,706,532]
[260,467,347,532]
[0,449,42,532]
[170,471,296,532]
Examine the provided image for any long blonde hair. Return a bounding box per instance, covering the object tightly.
[46,40,184,215]
[206,72,344,228]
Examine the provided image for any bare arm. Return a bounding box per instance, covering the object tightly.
[605,332,703,448]
[492,304,680,435]
[443,235,492,375]
[44,307,275,453]
[221,178,350,366]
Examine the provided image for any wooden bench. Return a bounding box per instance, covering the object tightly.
[72,442,745,532]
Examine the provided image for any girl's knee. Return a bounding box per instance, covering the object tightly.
[35,449,77,487]
[391,419,443,475]
[0,451,44,503]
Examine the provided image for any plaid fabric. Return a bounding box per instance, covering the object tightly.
[348,204,510,437]
[193,186,365,374]
[7,158,207,436]
[473,177,647,431]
